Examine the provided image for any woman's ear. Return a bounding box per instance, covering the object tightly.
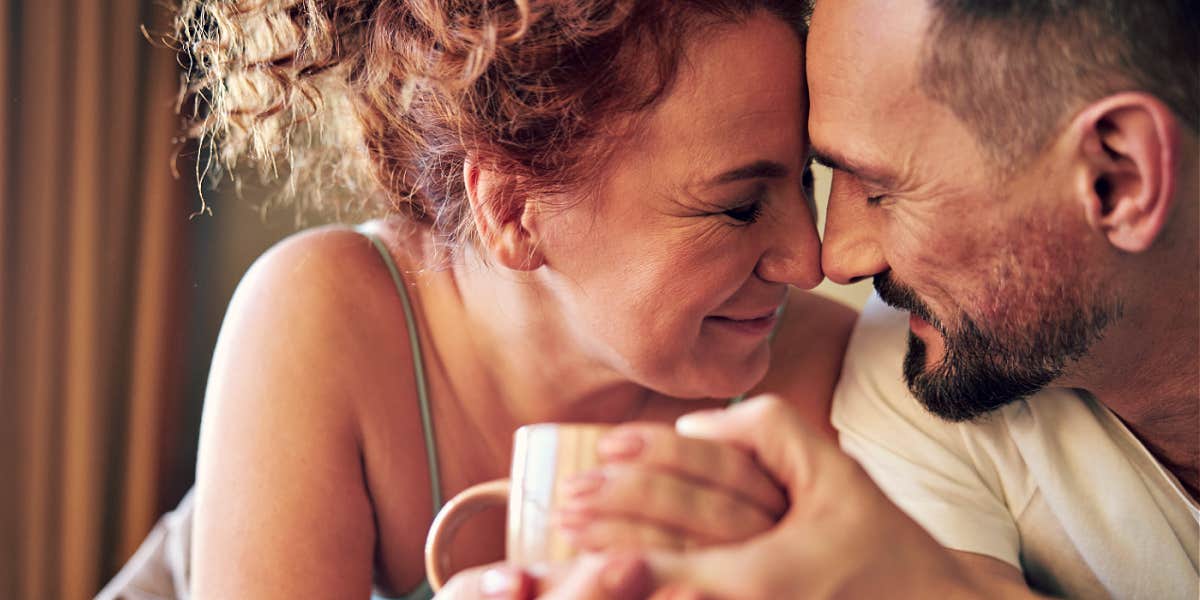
[463,157,546,270]
[1070,92,1180,253]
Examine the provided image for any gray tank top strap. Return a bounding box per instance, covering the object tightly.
[357,226,440,600]
[356,225,444,513]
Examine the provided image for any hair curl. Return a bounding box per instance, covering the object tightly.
[173,0,808,245]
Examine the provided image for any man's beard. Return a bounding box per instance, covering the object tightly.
[873,272,1120,422]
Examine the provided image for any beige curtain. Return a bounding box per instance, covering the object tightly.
[1,1,194,598]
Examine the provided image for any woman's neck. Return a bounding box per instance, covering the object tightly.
[414,241,655,459]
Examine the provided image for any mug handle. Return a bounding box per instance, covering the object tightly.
[424,478,510,592]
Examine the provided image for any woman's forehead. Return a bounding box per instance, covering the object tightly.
[621,14,808,180]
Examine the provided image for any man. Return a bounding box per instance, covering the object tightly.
[448,0,1198,597]
[806,0,1198,596]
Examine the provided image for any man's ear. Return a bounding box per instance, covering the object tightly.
[1071,92,1180,253]
[463,157,545,270]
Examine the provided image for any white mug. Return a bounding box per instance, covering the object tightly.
[424,423,612,591]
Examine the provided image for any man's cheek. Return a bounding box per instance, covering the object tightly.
[894,237,964,312]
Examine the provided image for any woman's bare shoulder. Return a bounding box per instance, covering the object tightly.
[192,224,427,597]
[750,290,858,438]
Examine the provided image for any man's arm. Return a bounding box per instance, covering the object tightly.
[955,552,1045,598]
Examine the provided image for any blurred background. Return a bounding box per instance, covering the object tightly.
[0,2,870,598]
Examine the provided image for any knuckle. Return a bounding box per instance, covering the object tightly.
[648,476,695,516]
[754,394,790,418]
[597,464,645,503]
[639,525,679,550]
[579,522,616,550]
[647,428,689,466]
[705,495,763,540]
[715,447,753,483]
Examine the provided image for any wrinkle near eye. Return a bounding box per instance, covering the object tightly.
[663,185,739,220]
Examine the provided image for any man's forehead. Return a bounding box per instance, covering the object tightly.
[807,0,935,152]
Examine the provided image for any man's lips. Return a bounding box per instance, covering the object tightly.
[909,312,935,335]
[908,311,949,363]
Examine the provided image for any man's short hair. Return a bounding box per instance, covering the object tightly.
[918,1,1200,171]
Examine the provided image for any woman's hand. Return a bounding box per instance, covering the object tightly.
[554,422,787,552]
[434,554,675,600]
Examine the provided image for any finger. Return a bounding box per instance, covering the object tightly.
[597,423,787,516]
[648,584,710,600]
[674,395,852,498]
[436,562,536,600]
[644,541,797,600]
[560,464,775,543]
[559,514,689,553]
[535,554,655,600]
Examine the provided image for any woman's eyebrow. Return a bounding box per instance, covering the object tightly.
[709,160,790,185]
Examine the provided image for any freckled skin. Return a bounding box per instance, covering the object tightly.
[533,14,821,399]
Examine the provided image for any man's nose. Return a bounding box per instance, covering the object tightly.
[755,196,824,290]
[821,171,888,284]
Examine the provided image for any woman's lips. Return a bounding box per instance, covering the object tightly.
[706,311,779,337]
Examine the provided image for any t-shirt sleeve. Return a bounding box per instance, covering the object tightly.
[831,295,1022,570]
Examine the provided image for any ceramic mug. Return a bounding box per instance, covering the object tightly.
[424,423,612,591]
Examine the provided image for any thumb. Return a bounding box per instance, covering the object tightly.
[674,395,846,496]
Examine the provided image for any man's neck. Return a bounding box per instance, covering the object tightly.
[1069,292,1199,501]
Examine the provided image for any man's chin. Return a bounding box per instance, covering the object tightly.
[896,292,1116,423]
[901,333,1029,423]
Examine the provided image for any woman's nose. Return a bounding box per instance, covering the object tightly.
[755,199,823,289]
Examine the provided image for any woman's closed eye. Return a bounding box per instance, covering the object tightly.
[722,183,768,225]
[724,201,763,224]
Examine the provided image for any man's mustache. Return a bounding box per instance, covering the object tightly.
[873,272,941,330]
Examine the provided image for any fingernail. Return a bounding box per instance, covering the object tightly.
[561,470,605,497]
[675,410,722,436]
[598,430,644,459]
[601,555,651,596]
[480,566,520,597]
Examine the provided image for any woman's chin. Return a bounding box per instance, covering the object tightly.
[656,345,772,400]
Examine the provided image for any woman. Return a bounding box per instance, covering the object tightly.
[105,1,854,598]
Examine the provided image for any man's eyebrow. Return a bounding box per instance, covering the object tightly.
[709,160,790,185]
[809,147,895,187]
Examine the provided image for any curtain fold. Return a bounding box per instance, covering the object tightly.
[0,3,15,600]
[1,1,194,598]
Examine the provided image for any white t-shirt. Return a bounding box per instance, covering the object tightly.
[832,296,1199,599]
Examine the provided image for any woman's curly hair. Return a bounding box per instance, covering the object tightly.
[173,0,808,247]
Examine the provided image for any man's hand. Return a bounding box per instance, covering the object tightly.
[639,395,982,599]
[553,423,787,552]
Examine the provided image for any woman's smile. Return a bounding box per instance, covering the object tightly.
[705,303,784,338]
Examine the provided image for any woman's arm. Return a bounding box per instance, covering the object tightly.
[191,229,400,599]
